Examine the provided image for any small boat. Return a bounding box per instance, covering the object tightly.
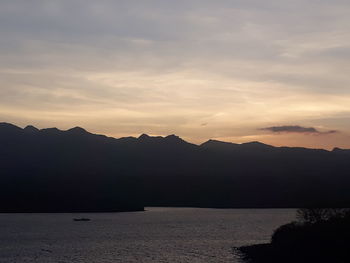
[73,218,91,221]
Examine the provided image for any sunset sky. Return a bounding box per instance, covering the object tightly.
[1,0,350,149]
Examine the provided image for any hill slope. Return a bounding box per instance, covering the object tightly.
[1,122,350,211]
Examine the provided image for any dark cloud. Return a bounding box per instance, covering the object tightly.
[260,125,338,135]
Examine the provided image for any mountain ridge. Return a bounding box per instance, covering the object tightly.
[0,122,343,151]
[1,121,350,211]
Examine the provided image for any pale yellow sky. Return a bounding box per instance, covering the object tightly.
[1,1,350,149]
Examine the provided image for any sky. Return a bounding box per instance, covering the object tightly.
[1,0,350,149]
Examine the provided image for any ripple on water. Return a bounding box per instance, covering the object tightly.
[0,208,295,263]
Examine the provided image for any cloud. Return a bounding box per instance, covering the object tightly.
[260,125,338,135]
[0,0,350,148]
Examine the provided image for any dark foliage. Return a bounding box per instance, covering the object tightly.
[238,209,350,262]
[296,208,350,223]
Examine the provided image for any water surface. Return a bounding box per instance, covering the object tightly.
[0,208,295,262]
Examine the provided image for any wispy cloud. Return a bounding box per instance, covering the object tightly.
[260,125,338,135]
[0,1,349,148]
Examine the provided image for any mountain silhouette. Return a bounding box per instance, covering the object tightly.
[24,125,39,133]
[1,122,350,212]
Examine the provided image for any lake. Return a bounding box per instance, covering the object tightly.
[0,208,295,263]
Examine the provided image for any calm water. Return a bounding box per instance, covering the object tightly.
[0,208,295,263]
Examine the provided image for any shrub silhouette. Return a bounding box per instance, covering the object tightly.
[238,208,350,263]
[296,208,350,224]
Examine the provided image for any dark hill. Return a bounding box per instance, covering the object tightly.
[237,210,350,263]
[1,122,350,212]
[24,125,39,133]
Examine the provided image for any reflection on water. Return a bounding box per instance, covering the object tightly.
[0,208,295,263]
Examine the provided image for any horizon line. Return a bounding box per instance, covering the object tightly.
[0,121,344,152]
